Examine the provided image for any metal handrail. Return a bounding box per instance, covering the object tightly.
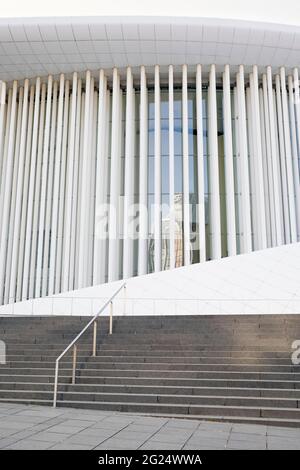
[53,282,126,407]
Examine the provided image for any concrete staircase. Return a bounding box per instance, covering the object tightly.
[1,314,300,427]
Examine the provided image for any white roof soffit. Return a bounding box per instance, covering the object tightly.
[0,16,300,82]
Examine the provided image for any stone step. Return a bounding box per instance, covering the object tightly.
[3,360,298,372]
[0,382,299,398]
[4,354,294,364]
[77,368,300,380]
[0,389,299,409]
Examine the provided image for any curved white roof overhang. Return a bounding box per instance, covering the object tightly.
[0,16,300,82]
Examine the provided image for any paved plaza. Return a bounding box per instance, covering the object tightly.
[0,403,299,450]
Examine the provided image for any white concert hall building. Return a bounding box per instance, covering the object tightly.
[1,12,300,315]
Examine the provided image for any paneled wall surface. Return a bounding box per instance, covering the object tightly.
[0,64,299,305]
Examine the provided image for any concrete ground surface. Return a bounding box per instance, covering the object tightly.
[0,403,299,450]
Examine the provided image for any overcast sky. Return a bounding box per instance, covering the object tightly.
[0,0,299,26]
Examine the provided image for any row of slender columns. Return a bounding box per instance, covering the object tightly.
[0,64,300,305]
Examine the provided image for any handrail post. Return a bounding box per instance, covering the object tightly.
[92,320,97,357]
[72,345,77,385]
[109,301,113,334]
[53,360,59,408]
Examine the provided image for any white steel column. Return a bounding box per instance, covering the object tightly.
[0,82,6,187]
[0,81,17,302]
[93,71,108,285]
[22,79,42,301]
[35,76,53,298]
[294,68,300,161]
[236,66,252,253]
[48,74,65,295]
[123,67,135,279]
[75,91,85,288]
[182,64,190,266]
[196,64,206,263]
[168,65,175,269]
[0,88,12,223]
[154,65,161,272]
[223,65,236,256]
[28,82,46,299]
[250,66,267,249]
[88,82,97,286]
[275,76,288,242]
[280,67,297,242]
[259,87,271,246]
[138,66,148,276]
[55,79,70,293]
[246,86,255,249]
[62,74,77,291]
[42,81,58,296]
[108,68,122,282]
[78,71,93,287]
[267,66,283,245]
[9,80,29,302]
[288,75,300,239]
[4,86,23,303]
[69,79,82,290]
[16,85,34,301]
[208,65,221,259]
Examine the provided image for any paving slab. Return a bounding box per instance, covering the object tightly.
[0,403,299,450]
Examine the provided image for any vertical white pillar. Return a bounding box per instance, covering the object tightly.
[208,65,221,259]
[78,71,92,287]
[138,66,148,276]
[196,65,206,263]
[28,82,46,299]
[267,66,283,245]
[55,79,70,293]
[275,75,288,239]
[123,67,135,279]
[61,74,77,292]
[69,79,82,290]
[236,66,252,253]
[288,75,300,239]
[22,79,42,300]
[0,81,17,302]
[93,71,109,285]
[280,67,297,242]
[273,87,284,239]
[250,66,267,249]
[9,80,29,302]
[16,85,35,301]
[0,82,6,187]
[108,68,122,282]
[294,68,300,161]
[42,81,58,296]
[223,65,236,256]
[0,88,12,223]
[182,64,190,266]
[154,65,161,272]
[35,76,53,298]
[262,74,276,245]
[88,86,98,286]
[4,86,23,303]
[48,74,65,295]
[168,65,175,269]
[259,86,271,246]
[246,86,256,250]
[60,75,76,291]
[75,91,85,289]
